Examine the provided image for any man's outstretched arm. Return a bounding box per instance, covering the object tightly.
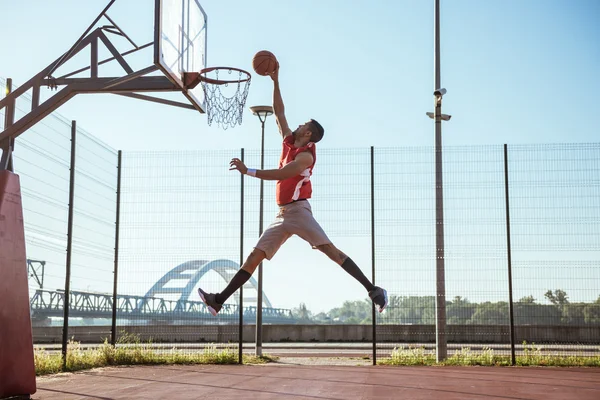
[230,152,313,181]
[270,64,292,138]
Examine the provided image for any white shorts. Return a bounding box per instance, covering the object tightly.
[254,200,331,260]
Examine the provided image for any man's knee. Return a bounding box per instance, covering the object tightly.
[315,243,334,254]
[241,249,266,274]
[316,243,347,264]
[250,248,266,259]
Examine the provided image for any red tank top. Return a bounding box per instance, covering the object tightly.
[276,135,316,205]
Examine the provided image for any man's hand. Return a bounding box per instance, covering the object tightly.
[229,158,248,174]
[270,61,291,138]
[269,61,279,82]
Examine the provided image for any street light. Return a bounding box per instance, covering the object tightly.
[426,112,451,121]
[428,0,450,362]
[249,105,273,357]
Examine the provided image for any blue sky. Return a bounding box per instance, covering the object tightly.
[2,0,599,314]
[2,0,599,152]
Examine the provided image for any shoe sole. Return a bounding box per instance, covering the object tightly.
[197,288,218,317]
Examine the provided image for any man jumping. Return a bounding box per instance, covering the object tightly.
[198,63,388,316]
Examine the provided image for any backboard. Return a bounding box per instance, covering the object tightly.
[154,0,207,113]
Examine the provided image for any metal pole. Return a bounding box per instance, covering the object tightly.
[111,150,122,346]
[62,120,77,369]
[434,0,447,362]
[256,120,265,357]
[3,78,13,129]
[47,0,117,78]
[504,144,516,365]
[371,146,377,365]
[239,148,245,364]
[91,37,98,79]
[1,78,15,172]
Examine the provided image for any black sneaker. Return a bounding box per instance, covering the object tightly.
[197,288,222,316]
[369,286,388,313]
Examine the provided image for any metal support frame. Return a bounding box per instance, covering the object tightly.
[1,78,15,172]
[111,150,122,346]
[239,148,245,364]
[47,0,118,79]
[27,259,46,289]
[504,144,517,365]
[0,2,200,154]
[249,106,273,358]
[116,93,195,110]
[371,146,377,365]
[62,120,77,370]
[256,116,267,357]
[433,0,448,362]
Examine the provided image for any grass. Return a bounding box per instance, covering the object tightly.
[34,333,276,376]
[379,342,600,367]
[35,337,599,375]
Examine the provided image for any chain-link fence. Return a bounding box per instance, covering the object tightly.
[68,125,118,342]
[4,78,119,348]
[374,147,437,359]
[6,75,598,364]
[117,150,241,350]
[509,144,600,357]
[375,144,600,362]
[8,79,71,337]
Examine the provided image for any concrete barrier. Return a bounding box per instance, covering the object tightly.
[32,324,600,344]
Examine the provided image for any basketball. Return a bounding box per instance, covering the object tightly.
[252,50,278,76]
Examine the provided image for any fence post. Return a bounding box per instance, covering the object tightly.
[62,120,77,370]
[111,150,122,346]
[3,78,13,129]
[503,144,516,365]
[1,78,15,171]
[371,146,377,365]
[239,148,245,364]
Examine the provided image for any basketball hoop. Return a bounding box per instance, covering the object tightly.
[183,67,251,129]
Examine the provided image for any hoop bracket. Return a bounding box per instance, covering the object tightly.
[183,72,202,89]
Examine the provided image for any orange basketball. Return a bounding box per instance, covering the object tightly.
[252,50,278,76]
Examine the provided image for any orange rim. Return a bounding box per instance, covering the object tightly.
[199,67,251,85]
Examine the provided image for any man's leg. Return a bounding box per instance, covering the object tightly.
[315,243,375,292]
[215,249,266,304]
[198,212,290,316]
[288,201,388,312]
[316,243,388,312]
[198,249,266,316]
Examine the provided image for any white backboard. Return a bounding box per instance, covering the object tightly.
[154,0,207,113]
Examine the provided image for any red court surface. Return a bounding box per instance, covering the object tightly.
[33,362,600,400]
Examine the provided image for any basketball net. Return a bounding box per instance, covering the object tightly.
[200,68,251,130]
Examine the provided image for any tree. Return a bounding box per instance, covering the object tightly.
[313,312,331,323]
[583,302,600,324]
[561,303,586,325]
[381,296,435,325]
[292,303,313,323]
[470,302,508,325]
[513,302,561,325]
[544,289,569,306]
[518,295,536,304]
[447,296,476,324]
[308,292,600,327]
[328,300,372,324]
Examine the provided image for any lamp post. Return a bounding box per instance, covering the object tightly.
[249,105,273,357]
[426,0,451,362]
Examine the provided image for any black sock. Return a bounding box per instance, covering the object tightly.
[340,257,376,292]
[215,269,252,304]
